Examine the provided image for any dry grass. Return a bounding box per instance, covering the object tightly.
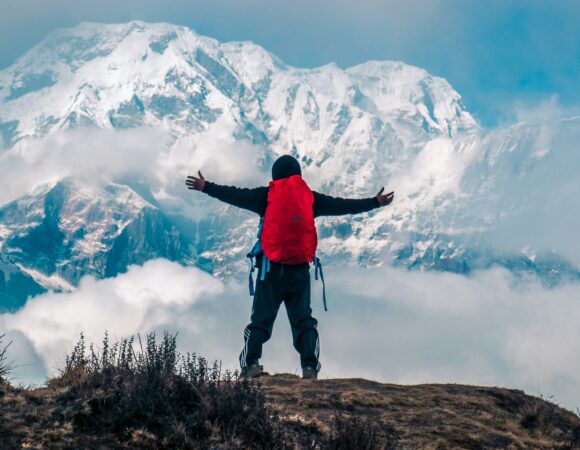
[260,376,580,449]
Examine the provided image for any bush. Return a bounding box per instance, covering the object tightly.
[50,331,288,449]
[519,396,557,434]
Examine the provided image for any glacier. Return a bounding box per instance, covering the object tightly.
[0,21,578,310]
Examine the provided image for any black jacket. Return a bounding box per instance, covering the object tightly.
[203,181,380,217]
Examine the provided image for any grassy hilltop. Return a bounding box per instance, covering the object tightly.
[1,332,579,449]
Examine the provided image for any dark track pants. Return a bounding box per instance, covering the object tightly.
[239,261,321,372]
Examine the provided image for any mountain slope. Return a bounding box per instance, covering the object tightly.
[0,177,193,309]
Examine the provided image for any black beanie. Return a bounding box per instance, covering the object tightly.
[271,155,302,180]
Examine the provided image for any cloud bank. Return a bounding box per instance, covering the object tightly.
[1,259,579,411]
[0,121,267,209]
[0,127,169,206]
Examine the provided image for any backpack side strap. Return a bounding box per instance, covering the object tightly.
[246,217,265,296]
[247,258,255,296]
[260,254,270,281]
[314,256,328,312]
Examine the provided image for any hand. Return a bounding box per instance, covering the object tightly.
[376,187,394,207]
[185,171,206,191]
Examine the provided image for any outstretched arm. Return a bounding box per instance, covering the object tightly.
[313,187,394,217]
[186,171,267,216]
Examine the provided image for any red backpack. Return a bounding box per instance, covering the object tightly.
[246,175,327,310]
[261,174,317,264]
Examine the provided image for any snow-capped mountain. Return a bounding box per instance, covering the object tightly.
[0,21,578,309]
[0,21,475,144]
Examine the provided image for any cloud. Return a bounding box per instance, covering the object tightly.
[328,266,580,403]
[0,329,47,385]
[474,113,580,268]
[141,117,269,220]
[160,117,268,194]
[0,259,226,378]
[513,96,580,125]
[2,259,579,411]
[0,127,169,206]
[0,120,267,209]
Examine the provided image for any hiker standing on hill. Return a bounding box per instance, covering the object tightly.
[186,155,394,379]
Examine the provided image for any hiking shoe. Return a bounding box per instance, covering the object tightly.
[239,363,263,379]
[302,366,318,380]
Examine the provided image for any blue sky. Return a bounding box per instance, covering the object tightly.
[1,0,579,126]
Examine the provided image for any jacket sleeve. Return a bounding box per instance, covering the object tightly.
[202,181,268,216]
[312,191,380,217]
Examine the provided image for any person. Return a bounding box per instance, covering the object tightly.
[186,155,394,380]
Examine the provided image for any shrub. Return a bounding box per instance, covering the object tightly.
[50,331,288,449]
[519,396,557,435]
[325,413,398,450]
[561,423,580,450]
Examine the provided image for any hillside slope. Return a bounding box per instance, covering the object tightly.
[262,375,580,449]
[1,374,578,449]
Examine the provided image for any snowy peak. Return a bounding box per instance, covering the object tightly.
[16,21,192,71]
[347,61,476,135]
[0,21,477,149]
